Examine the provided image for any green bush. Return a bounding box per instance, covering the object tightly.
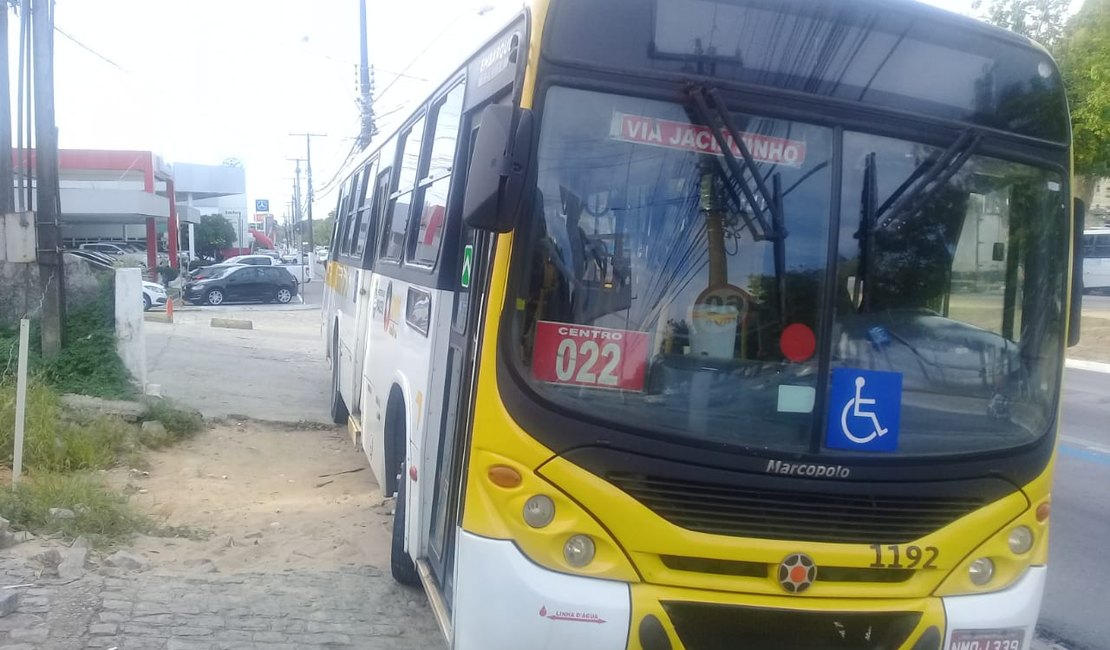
[0,472,147,543]
[157,266,180,283]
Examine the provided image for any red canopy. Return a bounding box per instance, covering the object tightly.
[251,229,275,249]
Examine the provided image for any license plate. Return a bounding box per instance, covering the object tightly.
[949,628,1025,650]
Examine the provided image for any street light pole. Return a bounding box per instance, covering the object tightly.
[289,133,325,251]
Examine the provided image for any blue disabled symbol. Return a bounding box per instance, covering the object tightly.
[826,368,902,452]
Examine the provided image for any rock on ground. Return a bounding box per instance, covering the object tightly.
[102,551,148,572]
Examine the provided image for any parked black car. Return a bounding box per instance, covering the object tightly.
[182,266,297,306]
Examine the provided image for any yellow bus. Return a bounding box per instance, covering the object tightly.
[322,0,1084,647]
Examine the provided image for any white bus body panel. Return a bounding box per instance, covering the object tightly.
[360,272,453,559]
[453,531,631,650]
[941,566,1045,650]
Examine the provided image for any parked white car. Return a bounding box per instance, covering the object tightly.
[1084,228,1110,294]
[142,281,167,311]
[223,254,311,284]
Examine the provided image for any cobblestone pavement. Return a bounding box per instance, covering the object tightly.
[0,562,444,650]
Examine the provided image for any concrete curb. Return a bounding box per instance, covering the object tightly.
[143,312,173,324]
[1065,358,1110,374]
[210,318,254,330]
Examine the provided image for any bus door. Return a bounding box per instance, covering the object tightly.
[426,122,490,602]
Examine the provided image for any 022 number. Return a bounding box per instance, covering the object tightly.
[869,544,938,569]
[555,339,621,387]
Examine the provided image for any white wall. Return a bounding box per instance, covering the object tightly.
[114,268,146,388]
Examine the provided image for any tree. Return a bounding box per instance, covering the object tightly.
[194,214,237,258]
[313,216,335,248]
[973,0,1070,48]
[977,0,1110,214]
[1056,0,1110,211]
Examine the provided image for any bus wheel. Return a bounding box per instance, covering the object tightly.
[329,337,349,425]
[391,461,421,586]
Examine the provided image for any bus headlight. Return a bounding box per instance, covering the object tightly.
[564,534,596,567]
[523,495,556,528]
[968,558,995,585]
[1008,526,1034,554]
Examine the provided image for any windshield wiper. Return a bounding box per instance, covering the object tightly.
[855,129,981,312]
[686,85,786,243]
[874,128,981,230]
[686,84,788,320]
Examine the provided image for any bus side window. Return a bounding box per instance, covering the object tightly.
[365,167,392,268]
[351,158,378,263]
[383,115,427,261]
[333,183,352,257]
[409,82,466,268]
[1096,234,1110,258]
[327,193,343,259]
[340,170,363,257]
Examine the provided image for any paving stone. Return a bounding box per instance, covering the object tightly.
[90,622,119,635]
[6,628,47,643]
[0,556,446,650]
[172,626,215,637]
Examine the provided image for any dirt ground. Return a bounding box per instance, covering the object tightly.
[1070,306,1110,364]
[109,420,391,574]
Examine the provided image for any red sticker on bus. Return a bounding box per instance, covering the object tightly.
[610,112,806,167]
[532,321,651,392]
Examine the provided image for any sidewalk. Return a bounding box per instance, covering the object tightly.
[0,562,442,649]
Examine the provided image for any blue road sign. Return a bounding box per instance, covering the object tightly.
[826,368,902,452]
[255,199,270,212]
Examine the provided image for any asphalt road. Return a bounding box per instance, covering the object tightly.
[144,273,332,424]
[1039,367,1110,650]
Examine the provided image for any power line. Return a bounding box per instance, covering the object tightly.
[53,25,128,73]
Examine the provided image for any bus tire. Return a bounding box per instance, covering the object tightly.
[391,461,421,587]
[329,335,349,426]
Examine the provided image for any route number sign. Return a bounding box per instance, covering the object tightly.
[532,321,651,391]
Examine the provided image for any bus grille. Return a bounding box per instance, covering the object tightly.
[662,601,921,650]
[608,472,986,543]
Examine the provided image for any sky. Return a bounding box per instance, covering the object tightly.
[20,0,1040,225]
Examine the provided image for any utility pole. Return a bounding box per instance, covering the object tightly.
[0,4,14,213]
[289,133,325,251]
[287,158,304,250]
[357,0,375,149]
[32,0,64,357]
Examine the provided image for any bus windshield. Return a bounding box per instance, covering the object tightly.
[511,85,1068,457]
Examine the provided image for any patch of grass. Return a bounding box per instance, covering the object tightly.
[0,472,148,544]
[0,380,136,473]
[139,398,204,440]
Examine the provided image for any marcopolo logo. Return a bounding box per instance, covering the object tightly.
[766,459,851,479]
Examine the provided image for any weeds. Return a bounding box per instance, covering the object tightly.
[0,472,148,544]
[139,398,203,441]
[0,380,131,473]
[41,293,135,400]
[2,277,135,399]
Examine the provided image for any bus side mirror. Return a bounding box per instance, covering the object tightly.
[462,104,534,233]
[1069,198,1084,347]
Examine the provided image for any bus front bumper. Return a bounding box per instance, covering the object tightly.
[453,531,1045,650]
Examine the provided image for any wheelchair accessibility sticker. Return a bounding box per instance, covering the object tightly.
[826,368,902,452]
